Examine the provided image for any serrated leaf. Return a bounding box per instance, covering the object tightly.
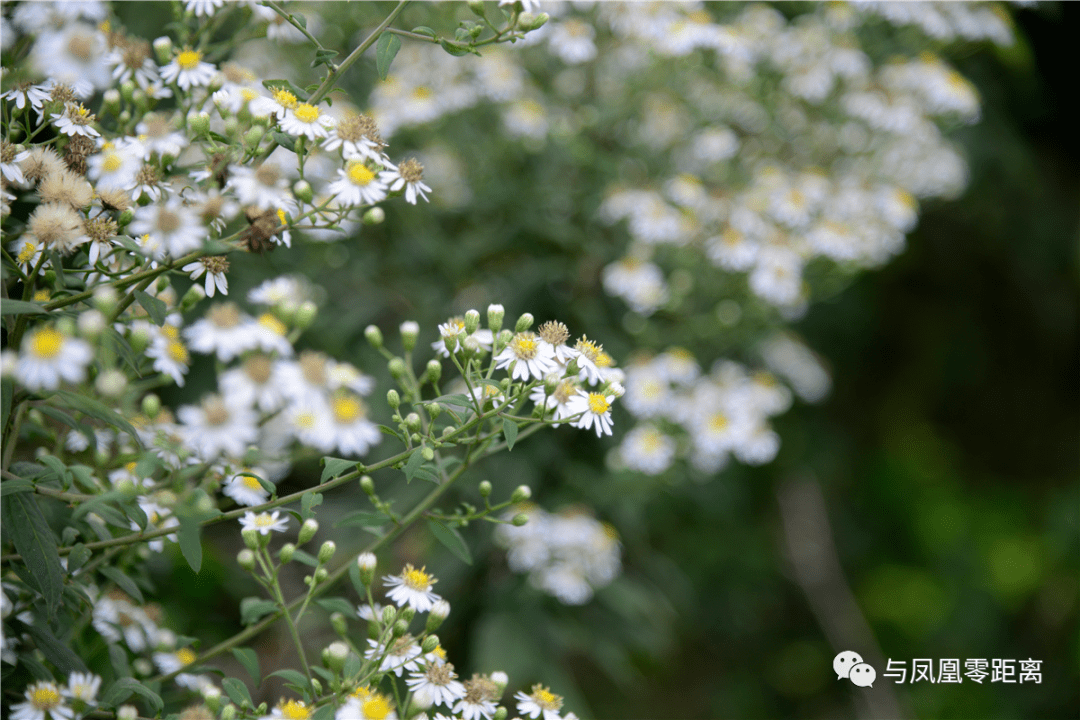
[2,493,63,616]
[178,514,202,574]
[301,491,323,520]
[100,678,164,714]
[0,299,48,315]
[53,391,142,448]
[268,669,309,688]
[376,31,402,81]
[336,510,387,528]
[26,619,89,674]
[223,677,253,708]
[320,456,355,483]
[232,647,260,683]
[427,518,472,565]
[240,597,278,626]
[403,449,423,482]
[101,565,144,604]
[502,418,518,451]
[411,25,437,39]
[133,290,167,326]
[315,597,356,617]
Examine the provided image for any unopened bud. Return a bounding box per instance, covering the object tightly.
[381,606,396,625]
[314,567,328,583]
[295,300,317,329]
[468,0,486,17]
[400,607,416,624]
[386,389,400,409]
[362,207,385,225]
[93,285,118,314]
[180,283,206,312]
[330,612,348,636]
[318,540,336,564]
[364,324,384,348]
[400,320,419,351]
[515,312,534,332]
[519,12,548,30]
[357,552,377,585]
[421,635,440,653]
[189,112,211,138]
[442,425,456,437]
[422,446,434,461]
[487,303,505,334]
[388,357,407,381]
[325,641,349,672]
[310,678,322,696]
[405,413,421,433]
[359,475,375,496]
[223,116,239,138]
[511,484,531,503]
[244,125,266,148]
[426,402,442,421]
[279,543,295,564]
[426,600,450,632]
[392,619,408,638]
[220,705,237,720]
[118,706,138,720]
[490,671,509,693]
[493,707,508,720]
[512,513,529,526]
[479,481,492,498]
[425,359,442,383]
[95,369,127,398]
[152,36,173,64]
[464,309,480,334]
[103,89,121,115]
[242,528,260,550]
[117,207,134,227]
[298,518,319,545]
[202,685,222,713]
[237,548,256,571]
[120,80,136,103]
[293,179,313,204]
[141,393,161,419]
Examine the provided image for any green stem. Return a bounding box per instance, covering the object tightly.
[308,0,409,106]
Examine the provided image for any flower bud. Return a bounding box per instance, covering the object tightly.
[359,475,375,496]
[314,567,328,583]
[425,402,442,421]
[95,369,127,398]
[487,303,505,334]
[318,540,336,564]
[357,552,377,585]
[421,446,434,461]
[325,641,349,672]
[293,179,313,204]
[405,412,421,433]
[381,605,397,625]
[362,207,385,225]
[188,111,210,138]
[386,389,400,409]
[295,301,317,329]
[442,425,456,438]
[468,0,486,17]
[512,513,529,527]
[180,283,206,312]
[400,607,416,624]
[421,634,440,654]
[117,207,134,228]
[310,678,322,696]
[141,393,161,419]
[426,600,450,632]
[493,707,508,720]
[519,12,548,30]
[118,705,138,720]
[221,704,237,720]
[103,89,121,115]
[464,309,480,334]
[203,685,222,713]
[223,115,239,138]
[330,612,348,636]
[479,481,492,498]
[244,125,266,148]
[388,357,407,381]
[392,619,408,638]
[412,690,433,710]
[511,484,531,503]
[425,359,442,383]
[152,36,173,64]
[120,80,136,103]
[490,671,509,693]
[279,543,295,564]
[365,324,384,348]
[242,528,260,550]
[237,548,256,571]
[298,518,319,545]
[400,320,419,351]
[77,309,105,338]
[515,312,534,332]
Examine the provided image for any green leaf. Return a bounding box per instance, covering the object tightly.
[440,38,471,56]
[427,518,472,565]
[320,456,356,483]
[37,405,85,435]
[67,544,91,572]
[268,669,309,688]
[291,548,318,567]
[100,565,144,604]
[100,678,164,714]
[377,424,403,441]
[178,514,202,574]
[412,467,441,485]
[376,31,402,81]
[222,677,253,708]
[336,510,387,528]
[436,393,475,409]
[26,619,89,674]
[2,493,63,616]
[134,290,167,326]
[2,377,12,431]
[502,418,518,451]
[349,562,365,596]
[271,130,296,152]
[315,597,356,617]
[240,597,278,626]
[312,704,337,720]
[411,26,437,39]
[53,391,142,447]
[403,449,423,482]
[231,647,261,683]
[292,11,306,28]
[1,478,34,496]
[301,491,323,520]
[0,299,48,315]
[134,452,160,480]
[262,78,310,100]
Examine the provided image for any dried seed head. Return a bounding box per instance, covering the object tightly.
[538,320,570,347]
[49,83,76,105]
[28,202,84,253]
[21,147,64,185]
[398,157,424,183]
[98,187,132,212]
[84,216,118,243]
[39,169,93,208]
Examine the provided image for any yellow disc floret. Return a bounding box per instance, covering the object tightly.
[177,49,201,70]
[30,684,62,709]
[293,103,320,124]
[332,395,362,424]
[277,699,311,720]
[362,695,392,720]
[347,162,375,186]
[587,393,610,415]
[31,327,64,359]
[272,88,299,110]
[176,647,197,665]
[402,564,433,590]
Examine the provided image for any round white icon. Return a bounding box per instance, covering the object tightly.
[833,650,863,680]
[849,662,876,688]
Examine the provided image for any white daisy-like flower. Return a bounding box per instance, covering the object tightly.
[322,112,386,162]
[530,378,581,422]
[183,256,229,297]
[220,354,289,413]
[564,390,615,437]
[223,470,270,506]
[11,680,74,720]
[145,326,191,387]
[30,22,111,93]
[8,237,44,272]
[152,647,210,692]
[328,160,390,207]
[336,689,397,720]
[160,48,217,91]
[251,312,294,357]
[106,38,159,89]
[494,331,558,381]
[183,302,260,362]
[383,564,441,612]
[185,0,225,16]
[178,395,258,460]
[129,200,203,259]
[52,102,100,137]
[406,662,467,709]
[284,399,335,451]
[385,157,432,205]
[132,113,189,160]
[453,675,500,720]
[249,86,300,120]
[326,393,381,457]
[247,275,307,309]
[65,672,102,704]
[571,336,605,385]
[86,141,140,192]
[1,141,30,185]
[2,82,51,114]
[227,163,294,210]
[365,636,423,678]
[278,102,336,141]
[515,684,565,720]
[431,317,494,357]
[239,510,289,535]
[618,424,676,475]
[15,326,93,391]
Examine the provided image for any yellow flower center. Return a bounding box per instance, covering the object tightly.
[276,208,288,226]
[295,411,316,429]
[350,686,372,701]
[710,413,728,431]
[167,340,189,363]
[253,513,276,528]
[102,153,124,173]
[176,647,197,665]
[362,696,392,720]
[31,328,64,359]
[272,88,298,110]
[641,428,662,451]
[161,324,180,340]
[347,162,375,186]
[531,685,562,711]
[403,565,432,590]
[177,50,201,71]
[412,86,432,100]
[587,393,610,415]
[511,333,538,360]
[17,243,37,264]
[278,700,311,720]
[242,475,262,490]
[259,313,287,336]
[575,337,601,362]
[332,395,362,424]
[293,103,320,124]
[33,289,50,302]
[241,88,258,102]
[30,685,61,709]
[596,351,613,368]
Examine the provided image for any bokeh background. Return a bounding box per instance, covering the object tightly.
[110,2,1079,718]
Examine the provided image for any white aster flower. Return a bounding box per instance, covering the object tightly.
[183,256,230,297]
[227,163,294,210]
[178,395,258,460]
[239,510,289,535]
[86,141,141,192]
[15,326,93,391]
[11,680,74,720]
[2,82,51,114]
[129,200,203,259]
[565,390,615,437]
[279,102,336,141]
[160,48,217,91]
[515,684,565,720]
[185,0,225,16]
[183,302,260,362]
[328,160,390,207]
[52,102,100,138]
[223,471,270,506]
[385,158,432,204]
[494,331,558,381]
[406,662,466,709]
[249,86,300,120]
[383,564,441,612]
[64,672,101,704]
